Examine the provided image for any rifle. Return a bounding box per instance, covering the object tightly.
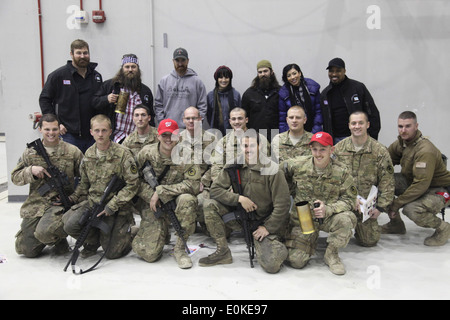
[224,165,258,268]
[141,161,190,254]
[63,174,125,274]
[27,138,72,212]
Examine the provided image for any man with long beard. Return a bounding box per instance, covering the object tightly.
[242,60,281,142]
[93,54,154,143]
[39,39,103,153]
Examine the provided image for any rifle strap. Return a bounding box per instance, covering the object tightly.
[79,213,119,275]
[158,165,170,183]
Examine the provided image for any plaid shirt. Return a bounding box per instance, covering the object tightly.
[113,88,142,142]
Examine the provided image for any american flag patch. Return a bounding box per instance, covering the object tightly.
[63,80,71,85]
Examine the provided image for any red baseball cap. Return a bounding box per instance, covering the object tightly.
[158,119,179,135]
[309,132,333,147]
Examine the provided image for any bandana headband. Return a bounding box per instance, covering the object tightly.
[122,56,139,66]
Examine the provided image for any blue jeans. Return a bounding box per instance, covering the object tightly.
[61,132,94,154]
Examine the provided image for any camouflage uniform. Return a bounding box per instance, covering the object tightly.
[132,142,201,263]
[334,136,394,246]
[203,156,290,273]
[282,155,357,268]
[62,142,139,259]
[176,129,217,229]
[11,139,83,257]
[211,129,270,180]
[388,131,450,231]
[271,130,313,163]
[122,126,159,214]
[122,126,159,159]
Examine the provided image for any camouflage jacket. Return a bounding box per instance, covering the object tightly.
[174,128,217,188]
[136,142,202,204]
[334,136,394,211]
[388,130,450,212]
[271,130,312,163]
[70,141,139,215]
[122,126,159,159]
[282,155,357,226]
[11,139,83,218]
[210,155,290,236]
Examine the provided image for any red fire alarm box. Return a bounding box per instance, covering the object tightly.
[92,10,106,23]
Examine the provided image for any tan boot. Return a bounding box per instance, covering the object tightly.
[380,214,406,234]
[424,221,450,246]
[199,237,232,267]
[324,245,345,275]
[173,238,192,269]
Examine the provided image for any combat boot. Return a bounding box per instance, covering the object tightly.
[81,243,99,258]
[324,245,345,275]
[199,237,232,267]
[380,215,406,234]
[424,221,450,246]
[173,237,192,269]
[53,238,70,255]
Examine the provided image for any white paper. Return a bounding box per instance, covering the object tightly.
[357,185,378,222]
[0,254,7,263]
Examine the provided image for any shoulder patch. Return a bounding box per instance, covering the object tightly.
[351,186,358,196]
[187,167,197,177]
[416,162,427,169]
[130,164,138,174]
[387,164,394,174]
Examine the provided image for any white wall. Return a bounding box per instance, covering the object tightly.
[1,0,450,199]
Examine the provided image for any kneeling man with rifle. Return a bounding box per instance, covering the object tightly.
[62,115,139,268]
[132,119,202,269]
[199,132,290,273]
[11,114,83,258]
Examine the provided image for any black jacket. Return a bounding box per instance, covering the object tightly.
[320,76,381,140]
[241,86,279,141]
[92,78,155,128]
[39,61,103,138]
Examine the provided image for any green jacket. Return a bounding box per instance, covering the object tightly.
[211,155,290,236]
[388,130,450,212]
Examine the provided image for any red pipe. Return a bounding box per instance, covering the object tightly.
[99,0,102,10]
[38,0,44,88]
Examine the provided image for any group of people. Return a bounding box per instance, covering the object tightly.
[11,39,450,276]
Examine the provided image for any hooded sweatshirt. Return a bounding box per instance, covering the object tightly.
[154,68,207,128]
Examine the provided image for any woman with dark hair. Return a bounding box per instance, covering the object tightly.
[206,65,241,136]
[279,63,322,133]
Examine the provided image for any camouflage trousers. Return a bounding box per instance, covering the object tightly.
[62,200,135,259]
[132,194,197,262]
[354,215,380,247]
[15,206,66,258]
[395,173,446,228]
[204,199,288,273]
[285,210,356,267]
[196,189,210,225]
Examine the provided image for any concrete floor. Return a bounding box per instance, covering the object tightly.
[1,140,449,301]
